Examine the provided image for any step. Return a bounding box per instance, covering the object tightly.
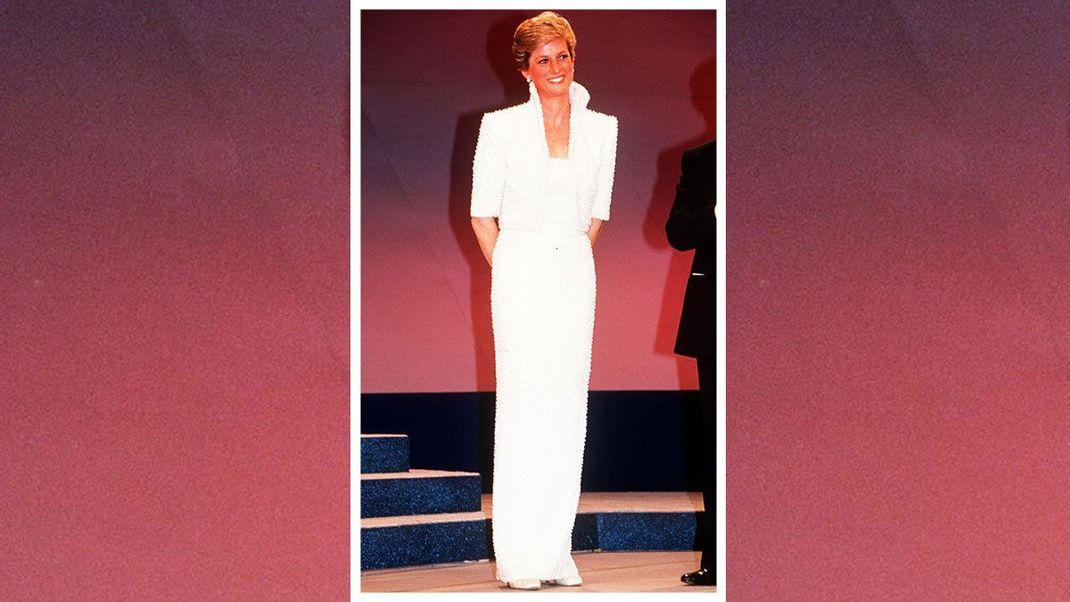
[593,511,699,551]
[360,492,704,571]
[361,469,482,518]
[360,434,410,474]
[361,511,489,571]
[541,492,703,552]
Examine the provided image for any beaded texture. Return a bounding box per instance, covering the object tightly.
[471,81,618,231]
[490,230,594,582]
[473,81,617,583]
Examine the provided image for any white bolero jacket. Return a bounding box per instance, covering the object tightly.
[470,81,618,232]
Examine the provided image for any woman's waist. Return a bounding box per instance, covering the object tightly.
[498,228,589,246]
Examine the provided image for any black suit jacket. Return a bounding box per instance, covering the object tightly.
[666,140,715,358]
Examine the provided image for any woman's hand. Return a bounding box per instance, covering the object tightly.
[471,217,500,267]
[587,219,604,247]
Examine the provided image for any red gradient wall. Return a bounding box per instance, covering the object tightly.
[360,10,716,393]
[1,2,348,600]
[728,2,1070,599]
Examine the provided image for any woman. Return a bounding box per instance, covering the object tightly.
[470,11,618,591]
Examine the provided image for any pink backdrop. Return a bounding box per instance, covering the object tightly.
[1,2,348,599]
[728,1,1070,599]
[360,10,716,393]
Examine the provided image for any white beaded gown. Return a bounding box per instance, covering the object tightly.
[490,158,594,582]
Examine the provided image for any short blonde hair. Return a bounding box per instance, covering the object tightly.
[512,11,577,71]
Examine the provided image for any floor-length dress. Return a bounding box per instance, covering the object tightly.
[490,158,594,582]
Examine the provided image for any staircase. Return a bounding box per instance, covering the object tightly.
[360,433,705,572]
[360,434,488,570]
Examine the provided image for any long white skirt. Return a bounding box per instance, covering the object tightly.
[490,229,595,582]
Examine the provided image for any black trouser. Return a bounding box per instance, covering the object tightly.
[696,353,715,570]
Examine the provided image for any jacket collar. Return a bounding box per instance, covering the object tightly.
[527,80,590,114]
[527,81,590,161]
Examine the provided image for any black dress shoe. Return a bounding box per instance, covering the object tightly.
[681,567,715,586]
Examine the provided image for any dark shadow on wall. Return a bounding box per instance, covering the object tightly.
[445,13,530,481]
[644,55,717,389]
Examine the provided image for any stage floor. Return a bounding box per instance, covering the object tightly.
[360,550,715,593]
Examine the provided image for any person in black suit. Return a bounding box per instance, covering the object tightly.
[666,139,715,586]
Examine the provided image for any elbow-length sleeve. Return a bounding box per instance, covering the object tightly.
[590,116,618,221]
[470,113,506,218]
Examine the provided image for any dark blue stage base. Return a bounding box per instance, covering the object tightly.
[359,392,708,571]
[361,510,700,571]
[571,513,600,552]
[360,434,410,473]
[360,390,706,493]
[596,512,700,551]
[361,518,489,571]
[361,471,482,518]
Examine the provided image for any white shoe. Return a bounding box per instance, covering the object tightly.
[507,579,541,590]
[552,575,583,586]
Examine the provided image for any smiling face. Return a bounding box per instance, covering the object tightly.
[521,37,574,99]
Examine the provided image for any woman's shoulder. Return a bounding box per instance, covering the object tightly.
[477,105,528,146]
[580,108,618,138]
[481,103,528,124]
